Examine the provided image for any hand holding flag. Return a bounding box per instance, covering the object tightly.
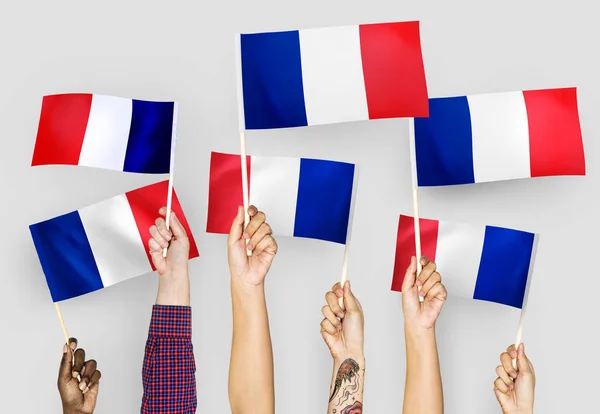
[494,343,536,413]
[228,205,278,287]
[402,256,448,330]
[58,338,100,414]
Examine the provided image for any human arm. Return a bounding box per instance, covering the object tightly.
[320,281,365,414]
[228,206,278,414]
[402,256,447,414]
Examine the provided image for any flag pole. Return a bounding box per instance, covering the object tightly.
[408,118,424,302]
[339,166,359,307]
[163,102,179,258]
[240,132,251,256]
[55,302,81,381]
[512,234,539,369]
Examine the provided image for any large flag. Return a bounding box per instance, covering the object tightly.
[237,21,429,130]
[32,93,177,174]
[413,87,586,186]
[30,181,199,302]
[392,215,538,309]
[207,152,355,244]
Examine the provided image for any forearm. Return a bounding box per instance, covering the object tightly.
[403,322,443,414]
[228,278,274,414]
[327,354,365,414]
[156,272,190,306]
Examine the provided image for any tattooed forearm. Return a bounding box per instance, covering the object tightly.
[328,359,363,414]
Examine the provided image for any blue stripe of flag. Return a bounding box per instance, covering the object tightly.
[473,226,535,309]
[123,100,174,174]
[414,96,475,186]
[29,211,104,302]
[294,158,355,244]
[240,31,308,129]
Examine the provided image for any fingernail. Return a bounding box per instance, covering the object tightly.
[79,381,87,391]
[165,233,171,241]
[337,313,344,319]
[510,351,517,359]
[335,289,343,297]
[82,386,90,394]
[415,280,423,286]
[63,344,68,354]
[72,371,79,379]
[247,244,254,250]
[510,372,517,379]
[243,232,250,239]
[419,289,426,297]
[81,366,86,376]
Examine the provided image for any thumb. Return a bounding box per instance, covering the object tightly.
[517,343,532,373]
[401,256,417,292]
[228,206,244,246]
[59,344,73,382]
[343,281,360,312]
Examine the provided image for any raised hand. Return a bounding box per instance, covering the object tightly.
[228,205,278,287]
[494,343,535,414]
[320,281,364,361]
[402,256,447,330]
[58,338,101,414]
[149,207,191,306]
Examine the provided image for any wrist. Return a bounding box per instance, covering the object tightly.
[230,274,265,293]
[156,272,190,306]
[63,408,86,414]
[333,351,365,366]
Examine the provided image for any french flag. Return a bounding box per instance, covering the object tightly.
[29,181,199,302]
[392,215,538,309]
[237,21,429,130]
[32,94,177,174]
[413,87,586,186]
[207,152,355,244]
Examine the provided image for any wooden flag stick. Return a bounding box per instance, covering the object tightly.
[408,118,424,302]
[163,103,179,258]
[339,166,359,308]
[240,132,251,256]
[512,234,539,369]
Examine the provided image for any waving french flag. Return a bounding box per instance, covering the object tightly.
[30,181,199,302]
[237,21,428,130]
[413,87,586,186]
[392,215,538,309]
[32,94,177,174]
[207,152,355,244]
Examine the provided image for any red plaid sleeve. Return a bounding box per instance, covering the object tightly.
[141,305,197,413]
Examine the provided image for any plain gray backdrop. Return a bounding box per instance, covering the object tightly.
[1,0,598,412]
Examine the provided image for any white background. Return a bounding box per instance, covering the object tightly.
[1,1,598,412]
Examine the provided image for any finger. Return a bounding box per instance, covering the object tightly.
[72,348,85,379]
[79,359,97,391]
[321,305,341,329]
[59,343,74,382]
[500,352,518,379]
[424,282,447,302]
[325,291,345,318]
[495,365,513,389]
[247,222,272,251]
[154,217,172,243]
[244,211,266,239]
[150,225,169,249]
[419,271,441,298]
[494,377,510,394]
[320,318,338,336]
[401,256,418,291]
[330,282,343,298]
[247,205,258,218]
[68,337,77,351]
[84,370,101,396]
[148,238,166,268]
[342,281,361,313]
[228,206,245,246]
[506,344,518,359]
[253,235,278,256]
[168,211,187,239]
[416,260,437,287]
[517,343,533,373]
[420,256,431,268]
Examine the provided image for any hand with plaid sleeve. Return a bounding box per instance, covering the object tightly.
[141,207,197,413]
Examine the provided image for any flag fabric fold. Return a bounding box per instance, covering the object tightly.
[392,214,538,309]
[237,21,429,130]
[413,87,585,186]
[32,93,177,174]
[207,152,355,244]
[30,180,199,302]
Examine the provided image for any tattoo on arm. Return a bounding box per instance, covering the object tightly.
[329,359,363,413]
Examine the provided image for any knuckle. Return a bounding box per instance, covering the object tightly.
[256,211,266,221]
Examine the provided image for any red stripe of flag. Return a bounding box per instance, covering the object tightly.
[32,93,93,166]
[524,87,586,177]
[126,180,199,270]
[391,215,439,292]
[359,21,429,119]
[206,152,251,235]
